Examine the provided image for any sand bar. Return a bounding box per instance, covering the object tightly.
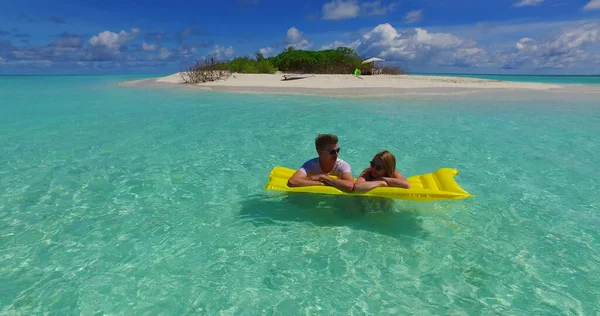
[122,72,600,100]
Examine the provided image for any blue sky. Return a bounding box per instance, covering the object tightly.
[1,0,599,74]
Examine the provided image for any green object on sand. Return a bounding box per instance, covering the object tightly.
[354,68,361,76]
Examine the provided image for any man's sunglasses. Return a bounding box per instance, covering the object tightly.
[324,148,341,155]
[370,161,383,171]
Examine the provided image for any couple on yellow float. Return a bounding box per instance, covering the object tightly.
[265,134,473,202]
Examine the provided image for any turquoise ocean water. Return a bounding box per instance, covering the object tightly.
[1,75,599,315]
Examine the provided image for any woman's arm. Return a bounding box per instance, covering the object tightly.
[354,168,388,192]
[381,171,411,189]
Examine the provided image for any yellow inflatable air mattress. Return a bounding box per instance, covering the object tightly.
[265,166,473,202]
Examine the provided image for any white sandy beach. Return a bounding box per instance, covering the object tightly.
[155,72,561,89]
[123,72,600,99]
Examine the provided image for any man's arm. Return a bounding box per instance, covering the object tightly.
[287,171,324,187]
[318,172,354,192]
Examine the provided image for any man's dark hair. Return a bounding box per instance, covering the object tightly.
[315,134,338,151]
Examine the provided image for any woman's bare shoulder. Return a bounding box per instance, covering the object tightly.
[394,170,406,178]
[358,168,372,180]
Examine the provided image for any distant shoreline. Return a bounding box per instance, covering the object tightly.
[120,72,600,100]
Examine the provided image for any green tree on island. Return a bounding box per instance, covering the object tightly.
[181,47,403,83]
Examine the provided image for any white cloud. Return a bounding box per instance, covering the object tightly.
[404,10,423,24]
[88,28,139,53]
[210,45,235,60]
[0,59,53,67]
[258,27,312,55]
[83,28,140,61]
[513,0,544,7]
[361,1,398,16]
[259,46,275,57]
[320,40,355,50]
[284,27,312,49]
[318,21,600,71]
[0,27,198,72]
[323,0,360,20]
[141,42,158,52]
[515,37,536,50]
[349,23,485,67]
[502,22,599,69]
[178,46,198,60]
[583,0,600,10]
[158,47,170,60]
[89,31,128,49]
[542,23,598,51]
[322,0,397,20]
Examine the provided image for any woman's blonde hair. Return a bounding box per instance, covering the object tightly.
[374,150,396,177]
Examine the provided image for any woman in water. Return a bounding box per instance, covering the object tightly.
[354,150,411,192]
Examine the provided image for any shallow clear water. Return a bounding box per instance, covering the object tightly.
[1,75,599,315]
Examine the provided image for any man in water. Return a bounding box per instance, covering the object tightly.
[287,134,354,192]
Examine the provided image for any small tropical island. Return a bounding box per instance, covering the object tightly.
[123,47,577,98]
